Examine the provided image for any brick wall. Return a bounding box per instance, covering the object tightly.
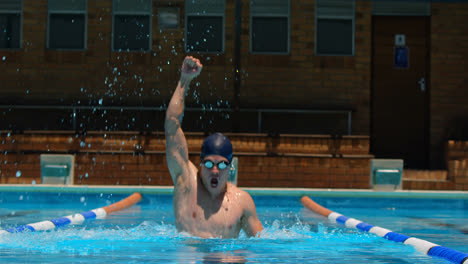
[239,0,371,135]
[446,140,468,190]
[0,0,371,135]
[3,131,468,191]
[237,155,370,189]
[0,1,467,171]
[0,131,372,188]
[401,140,468,190]
[402,170,454,191]
[430,3,468,169]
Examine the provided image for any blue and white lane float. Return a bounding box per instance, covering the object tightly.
[0,192,142,234]
[301,196,468,264]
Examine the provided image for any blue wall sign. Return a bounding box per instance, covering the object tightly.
[394,46,409,69]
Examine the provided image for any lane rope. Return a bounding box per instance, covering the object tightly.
[301,196,468,264]
[0,192,142,234]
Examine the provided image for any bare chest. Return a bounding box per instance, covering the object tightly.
[173,189,244,238]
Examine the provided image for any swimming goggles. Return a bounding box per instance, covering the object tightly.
[203,160,230,170]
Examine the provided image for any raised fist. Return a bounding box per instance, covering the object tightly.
[181,56,203,82]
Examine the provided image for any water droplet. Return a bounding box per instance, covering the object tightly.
[2,56,5,61]
[16,171,21,177]
[80,196,86,203]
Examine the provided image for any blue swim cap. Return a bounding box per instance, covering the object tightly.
[201,133,233,162]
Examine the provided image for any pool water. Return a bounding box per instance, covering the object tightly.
[0,192,467,263]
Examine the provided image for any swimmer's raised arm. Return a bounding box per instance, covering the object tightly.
[165,56,203,184]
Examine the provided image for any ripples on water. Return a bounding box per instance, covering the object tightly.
[0,219,447,264]
[1,194,464,263]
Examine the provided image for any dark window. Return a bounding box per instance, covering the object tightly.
[250,0,289,54]
[49,14,85,49]
[252,17,288,53]
[186,16,223,53]
[0,13,20,49]
[316,19,353,55]
[113,15,150,51]
[47,0,87,50]
[112,0,151,52]
[315,0,354,56]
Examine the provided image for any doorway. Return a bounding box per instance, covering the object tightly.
[371,16,430,169]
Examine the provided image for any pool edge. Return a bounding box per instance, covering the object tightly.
[0,184,467,199]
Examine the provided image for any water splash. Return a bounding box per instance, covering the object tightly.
[0,221,409,257]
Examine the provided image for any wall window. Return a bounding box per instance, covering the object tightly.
[315,0,354,56]
[250,0,290,54]
[185,0,225,53]
[47,0,87,50]
[113,0,152,52]
[0,0,22,49]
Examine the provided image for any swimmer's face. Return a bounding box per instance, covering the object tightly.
[200,155,230,196]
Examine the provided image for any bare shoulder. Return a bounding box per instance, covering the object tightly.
[229,184,263,237]
[228,183,256,211]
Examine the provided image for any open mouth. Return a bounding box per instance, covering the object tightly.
[210,178,218,188]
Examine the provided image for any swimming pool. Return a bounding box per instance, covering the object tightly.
[0,186,467,263]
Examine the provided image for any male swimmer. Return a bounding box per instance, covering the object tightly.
[164,56,263,238]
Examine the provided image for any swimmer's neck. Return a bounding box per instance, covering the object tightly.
[198,175,228,200]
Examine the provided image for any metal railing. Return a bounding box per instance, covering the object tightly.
[0,105,353,135]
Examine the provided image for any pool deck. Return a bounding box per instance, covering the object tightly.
[1,184,467,199]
